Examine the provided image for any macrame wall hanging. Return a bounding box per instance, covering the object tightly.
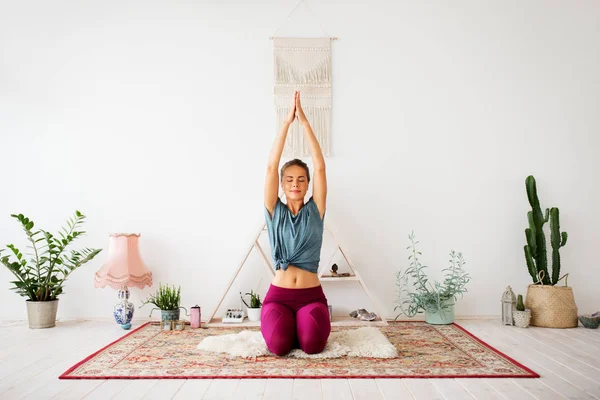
[271,0,336,157]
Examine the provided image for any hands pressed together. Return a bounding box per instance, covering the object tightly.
[284,90,308,125]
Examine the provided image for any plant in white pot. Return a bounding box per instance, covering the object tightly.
[513,294,531,328]
[394,232,470,325]
[241,290,262,322]
[0,211,102,328]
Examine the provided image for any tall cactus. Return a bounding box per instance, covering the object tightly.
[524,176,568,285]
[524,176,551,285]
[549,207,568,285]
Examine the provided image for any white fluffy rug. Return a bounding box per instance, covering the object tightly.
[196,327,398,359]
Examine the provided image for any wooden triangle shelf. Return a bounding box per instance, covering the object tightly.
[206,222,388,326]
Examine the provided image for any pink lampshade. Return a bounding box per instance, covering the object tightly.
[94,233,152,289]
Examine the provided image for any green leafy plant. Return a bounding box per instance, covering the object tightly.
[0,211,102,301]
[240,290,262,308]
[516,294,525,312]
[140,283,181,315]
[394,232,470,319]
[524,175,568,285]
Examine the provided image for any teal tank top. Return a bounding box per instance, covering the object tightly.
[264,196,325,274]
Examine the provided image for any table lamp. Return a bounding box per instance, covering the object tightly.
[94,233,152,329]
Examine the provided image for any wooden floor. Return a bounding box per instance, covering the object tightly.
[1,319,599,399]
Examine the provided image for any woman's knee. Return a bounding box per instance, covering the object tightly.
[296,302,331,354]
[260,302,296,356]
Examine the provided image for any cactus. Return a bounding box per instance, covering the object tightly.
[516,294,525,311]
[523,176,568,285]
[524,175,551,285]
[549,207,568,285]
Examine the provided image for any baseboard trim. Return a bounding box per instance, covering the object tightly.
[0,315,502,323]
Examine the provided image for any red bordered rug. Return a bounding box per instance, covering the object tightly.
[60,321,539,379]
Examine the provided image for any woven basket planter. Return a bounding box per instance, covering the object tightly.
[525,283,578,328]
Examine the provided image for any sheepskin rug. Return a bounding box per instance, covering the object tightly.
[196,326,398,359]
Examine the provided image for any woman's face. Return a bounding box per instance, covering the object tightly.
[281,165,309,201]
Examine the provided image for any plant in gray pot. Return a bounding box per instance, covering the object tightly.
[0,211,102,328]
[140,283,187,321]
[394,232,470,325]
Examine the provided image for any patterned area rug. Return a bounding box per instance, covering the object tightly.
[60,321,539,379]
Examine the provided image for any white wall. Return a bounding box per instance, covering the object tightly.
[1,0,598,322]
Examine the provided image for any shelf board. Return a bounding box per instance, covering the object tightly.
[320,276,359,281]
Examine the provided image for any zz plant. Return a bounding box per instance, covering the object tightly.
[0,211,102,301]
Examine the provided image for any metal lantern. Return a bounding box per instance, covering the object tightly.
[501,286,517,325]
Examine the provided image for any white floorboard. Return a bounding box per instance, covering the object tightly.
[348,378,384,400]
[460,320,600,399]
[263,379,293,400]
[455,379,505,400]
[430,378,476,399]
[172,380,212,399]
[142,380,185,399]
[231,379,267,400]
[403,379,445,400]
[292,379,322,400]
[375,379,415,400]
[321,379,354,400]
[1,319,599,399]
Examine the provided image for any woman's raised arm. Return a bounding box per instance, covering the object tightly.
[265,91,298,217]
[295,92,327,219]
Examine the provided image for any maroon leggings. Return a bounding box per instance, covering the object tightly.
[260,284,331,356]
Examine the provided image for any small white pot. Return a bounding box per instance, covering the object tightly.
[514,309,531,328]
[247,307,262,322]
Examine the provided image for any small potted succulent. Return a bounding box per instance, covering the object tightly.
[241,290,262,322]
[140,283,187,321]
[513,294,531,328]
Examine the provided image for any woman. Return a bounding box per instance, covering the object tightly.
[261,91,330,356]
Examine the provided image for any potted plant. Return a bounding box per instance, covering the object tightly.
[0,211,102,328]
[394,232,470,325]
[140,283,187,321]
[523,175,577,328]
[513,294,531,328]
[240,290,262,322]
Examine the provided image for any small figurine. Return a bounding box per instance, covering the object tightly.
[330,263,338,276]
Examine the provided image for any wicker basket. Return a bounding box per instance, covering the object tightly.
[525,273,578,328]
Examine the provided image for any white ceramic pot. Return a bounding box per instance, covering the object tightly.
[26,299,59,329]
[514,309,531,328]
[247,307,262,322]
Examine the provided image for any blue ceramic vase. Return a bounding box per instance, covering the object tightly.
[113,287,135,330]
